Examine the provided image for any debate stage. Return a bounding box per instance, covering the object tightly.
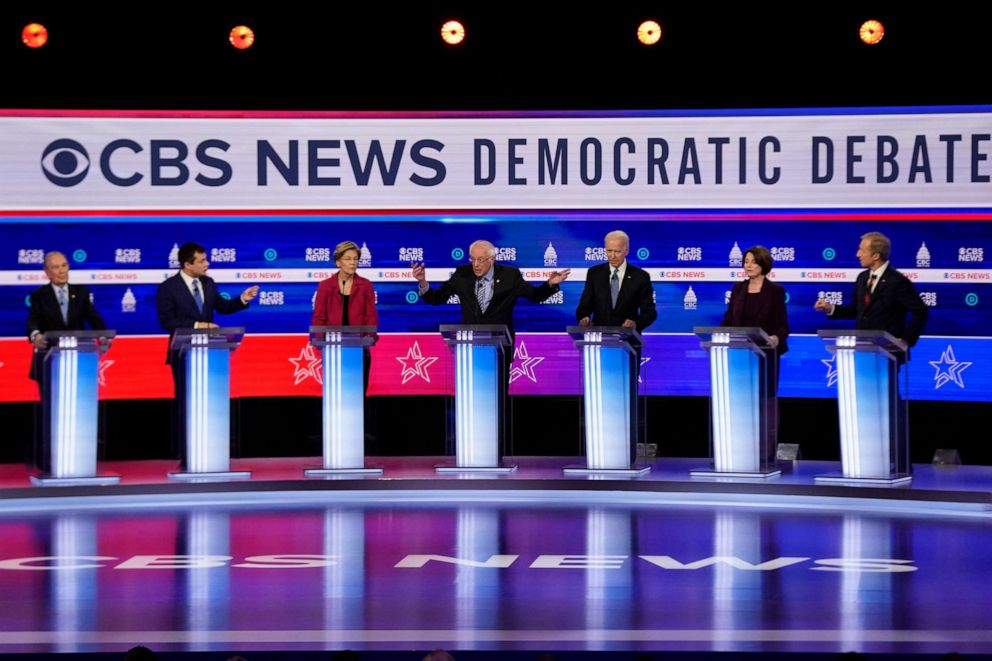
[2,456,992,658]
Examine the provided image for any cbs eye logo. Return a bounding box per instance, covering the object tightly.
[41,139,90,187]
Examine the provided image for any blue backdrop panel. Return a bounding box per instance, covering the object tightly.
[3,213,989,402]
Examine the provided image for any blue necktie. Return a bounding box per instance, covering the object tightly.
[58,287,68,324]
[610,269,619,308]
[191,279,204,314]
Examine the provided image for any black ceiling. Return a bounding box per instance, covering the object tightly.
[1,4,987,111]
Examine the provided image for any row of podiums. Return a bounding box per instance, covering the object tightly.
[33,325,912,487]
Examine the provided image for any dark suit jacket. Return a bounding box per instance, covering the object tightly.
[721,279,790,355]
[574,262,657,332]
[312,273,378,327]
[157,272,248,363]
[420,263,557,335]
[26,283,107,381]
[830,266,929,347]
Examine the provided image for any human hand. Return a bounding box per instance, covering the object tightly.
[768,335,780,349]
[578,317,591,326]
[547,268,571,286]
[242,286,260,302]
[622,319,636,329]
[411,262,426,283]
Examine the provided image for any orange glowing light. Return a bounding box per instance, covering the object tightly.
[859,19,884,45]
[229,25,255,50]
[637,20,663,45]
[22,23,48,48]
[441,20,465,45]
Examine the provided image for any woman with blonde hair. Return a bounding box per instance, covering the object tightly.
[312,240,378,392]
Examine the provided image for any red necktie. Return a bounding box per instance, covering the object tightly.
[863,273,877,306]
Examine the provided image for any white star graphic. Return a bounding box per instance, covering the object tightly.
[396,341,439,384]
[97,359,114,386]
[929,345,972,389]
[288,344,323,385]
[821,354,839,387]
[638,356,651,384]
[509,340,545,383]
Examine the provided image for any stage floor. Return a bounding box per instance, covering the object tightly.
[1,456,991,655]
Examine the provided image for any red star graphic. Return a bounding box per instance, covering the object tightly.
[289,344,323,385]
[98,359,114,386]
[396,341,439,384]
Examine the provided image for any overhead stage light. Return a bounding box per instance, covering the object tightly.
[22,23,48,48]
[441,20,465,45]
[637,20,663,46]
[229,25,255,50]
[859,19,884,45]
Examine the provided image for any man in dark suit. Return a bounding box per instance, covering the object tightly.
[815,231,929,354]
[411,239,570,333]
[411,240,570,457]
[157,242,259,465]
[574,230,656,458]
[26,251,107,469]
[575,230,657,333]
[27,251,107,379]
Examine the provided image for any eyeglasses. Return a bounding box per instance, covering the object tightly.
[469,256,494,264]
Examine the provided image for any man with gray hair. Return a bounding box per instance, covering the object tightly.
[411,239,570,335]
[26,250,107,469]
[27,251,106,381]
[575,230,657,332]
[815,231,928,350]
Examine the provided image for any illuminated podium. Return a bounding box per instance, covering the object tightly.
[438,324,515,473]
[693,326,780,479]
[305,326,382,476]
[168,327,250,480]
[565,326,649,476]
[816,330,912,485]
[32,330,119,486]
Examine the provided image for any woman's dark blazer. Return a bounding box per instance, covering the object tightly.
[721,279,789,355]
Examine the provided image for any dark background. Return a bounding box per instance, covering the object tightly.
[1,3,988,111]
[1,3,988,465]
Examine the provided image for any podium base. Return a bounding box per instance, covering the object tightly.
[690,468,782,479]
[304,466,384,477]
[814,472,913,486]
[30,474,121,487]
[435,464,518,474]
[563,466,651,477]
[167,470,252,481]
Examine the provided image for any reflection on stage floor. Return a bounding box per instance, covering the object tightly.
[0,456,991,655]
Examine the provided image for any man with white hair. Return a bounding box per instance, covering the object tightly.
[411,239,570,335]
[26,250,107,469]
[576,230,657,333]
[27,251,107,380]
